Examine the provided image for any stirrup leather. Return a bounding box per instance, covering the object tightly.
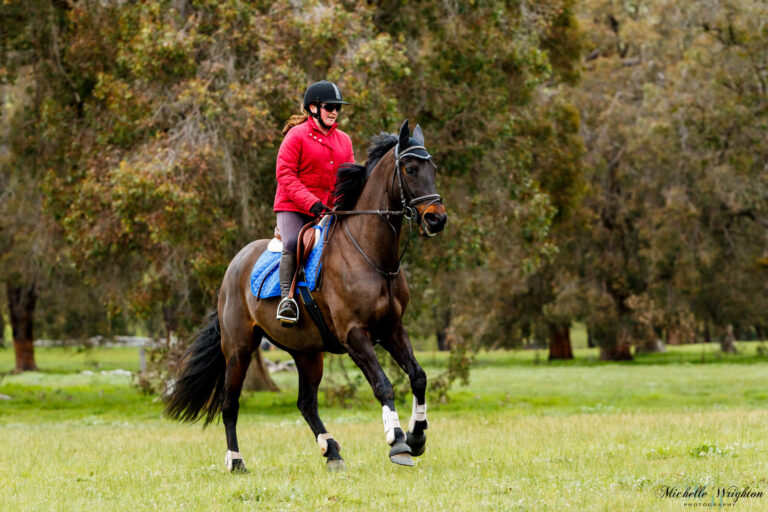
[277,297,299,324]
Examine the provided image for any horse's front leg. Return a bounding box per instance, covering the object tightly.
[292,351,345,470]
[345,326,414,466]
[381,323,429,457]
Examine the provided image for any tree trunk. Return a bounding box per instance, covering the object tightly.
[0,309,5,349]
[635,324,664,354]
[436,329,448,351]
[435,308,451,351]
[8,284,38,372]
[162,303,179,345]
[599,326,634,361]
[548,322,573,360]
[599,344,633,360]
[586,326,596,348]
[635,337,665,354]
[243,344,279,391]
[720,324,738,354]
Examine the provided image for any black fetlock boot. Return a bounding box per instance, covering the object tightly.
[276,250,299,325]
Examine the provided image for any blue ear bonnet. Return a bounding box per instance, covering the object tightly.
[400,138,431,160]
[395,120,431,161]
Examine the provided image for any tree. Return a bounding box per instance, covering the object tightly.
[572,0,768,358]
[31,0,415,389]
[21,1,587,391]
[1,0,149,371]
[0,0,56,372]
[382,0,585,357]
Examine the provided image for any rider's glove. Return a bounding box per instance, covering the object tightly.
[310,201,331,217]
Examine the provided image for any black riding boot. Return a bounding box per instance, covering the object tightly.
[277,250,299,325]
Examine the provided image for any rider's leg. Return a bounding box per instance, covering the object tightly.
[277,249,298,321]
[276,211,312,323]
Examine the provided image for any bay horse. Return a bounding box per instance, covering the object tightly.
[164,120,447,471]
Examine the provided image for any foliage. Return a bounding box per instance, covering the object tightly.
[393,0,585,352]
[427,327,472,402]
[2,0,766,379]
[550,0,768,358]
[321,354,365,408]
[1,0,585,388]
[0,0,121,366]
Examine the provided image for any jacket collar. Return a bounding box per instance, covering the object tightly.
[306,117,337,136]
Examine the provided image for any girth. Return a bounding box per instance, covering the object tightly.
[297,287,347,354]
[287,218,346,354]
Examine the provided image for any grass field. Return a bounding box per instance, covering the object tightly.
[2,344,768,511]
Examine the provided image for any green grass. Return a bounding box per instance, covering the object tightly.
[0,345,142,373]
[2,345,768,511]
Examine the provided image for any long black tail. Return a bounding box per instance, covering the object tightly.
[163,311,226,427]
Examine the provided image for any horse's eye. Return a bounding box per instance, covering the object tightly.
[405,167,417,176]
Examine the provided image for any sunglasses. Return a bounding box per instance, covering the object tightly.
[321,103,342,113]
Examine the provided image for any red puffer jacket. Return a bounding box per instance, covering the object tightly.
[273,118,355,214]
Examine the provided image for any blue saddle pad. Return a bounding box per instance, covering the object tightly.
[249,220,330,299]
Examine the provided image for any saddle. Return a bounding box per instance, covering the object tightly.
[284,215,333,301]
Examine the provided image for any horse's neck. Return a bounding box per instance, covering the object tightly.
[347,154,403,266]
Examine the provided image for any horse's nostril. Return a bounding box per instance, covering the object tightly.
[425,213,439,224]
[424,212,447,232]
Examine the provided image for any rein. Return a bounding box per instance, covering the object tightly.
[319,145,442,278]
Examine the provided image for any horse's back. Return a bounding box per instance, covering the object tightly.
[220,239,270,315]
[225,239,269,283]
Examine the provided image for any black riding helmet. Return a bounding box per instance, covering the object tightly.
[303,80,349,113]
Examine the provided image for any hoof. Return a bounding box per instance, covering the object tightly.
[326,459,346,471]
[389,441,412,457]
[390,452,415,466]
[228,458,248,473]
[406,430,427,457]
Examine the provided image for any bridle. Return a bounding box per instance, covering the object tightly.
[322,144,443,278]
[391,144,443,234]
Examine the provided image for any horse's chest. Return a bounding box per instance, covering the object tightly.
[327,271,407,327]
[372,292,405,323]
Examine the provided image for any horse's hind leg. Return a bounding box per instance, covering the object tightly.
[292,352,345,470]
[381,323,429,457]
[219,318,255,473]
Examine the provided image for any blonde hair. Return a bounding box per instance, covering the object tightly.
[282,112,309,136]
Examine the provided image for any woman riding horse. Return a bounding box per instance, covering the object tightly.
[274,80,354,324]
[164,115,447,472]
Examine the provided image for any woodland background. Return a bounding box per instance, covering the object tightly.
[1,0,766,377]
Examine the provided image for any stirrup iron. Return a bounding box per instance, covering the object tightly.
[277,297,299,325]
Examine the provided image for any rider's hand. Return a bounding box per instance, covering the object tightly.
[310,201,331,217]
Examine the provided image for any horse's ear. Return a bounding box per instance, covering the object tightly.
[398,120,410,154]
[413,124,424,145]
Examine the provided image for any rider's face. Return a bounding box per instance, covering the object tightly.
[310,103,340,126]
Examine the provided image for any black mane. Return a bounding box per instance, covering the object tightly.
[334,132,398,210]
[366,132,399,171]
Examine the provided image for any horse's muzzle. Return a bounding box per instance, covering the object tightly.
[421,205,447,236]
